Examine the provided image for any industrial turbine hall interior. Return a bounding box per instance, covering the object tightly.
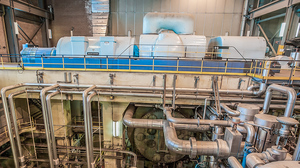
[1,0,300,168]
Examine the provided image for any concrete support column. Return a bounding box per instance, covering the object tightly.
[51,100,72,147]
[102,102,129,168]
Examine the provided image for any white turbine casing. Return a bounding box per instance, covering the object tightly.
[56,36,135,56]
[208,36,267,60]
[143,12,195,34]
[139,31,206,57]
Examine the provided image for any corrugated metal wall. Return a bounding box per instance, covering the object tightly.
[109,0,244,41]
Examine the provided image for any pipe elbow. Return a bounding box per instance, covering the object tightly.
[247,85,259,91]
[228,156,243,168]
[164,108,178,123]
[1,83,24,97]
[122,104,136,127]
[220,103,240,116]
[163,121,191,155]
[253,83,266,96]
[83,85,96,98]
[244,124,255,144]
[246,153,267,168]
[122,118,133,127]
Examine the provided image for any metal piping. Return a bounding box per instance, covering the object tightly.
[123,104,164,129]
[87,91,97,166]
[164,108,232,126]
[247,85,259,91]
[122,104,210,131]
[244,124,255,144]
[253,83,266,96]
[115,150,137,168]
[23,89,300,105]
[8,90,26,167]
[82,85,96,168]
[293,133,300,161]
[26,143,138,167]
[163,121,230,157]
[228,156,243,168]
[21,83,261,96]
[123,105,229,157]
[46,91,60,165]
[1,83,25,168]
[262,84,297,117]
[40,84,59,168]
[237,124,255,144]
[246,153,267,168]
[220,103,240,116]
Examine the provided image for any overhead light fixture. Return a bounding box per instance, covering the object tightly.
[279,23,286,37]
[296,23,300,37]
[113,121,120,137]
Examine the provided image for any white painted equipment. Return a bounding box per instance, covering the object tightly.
[208,36,267,60]
[56,36,135,56]
[143,12,194,34]
[140,12,206,58]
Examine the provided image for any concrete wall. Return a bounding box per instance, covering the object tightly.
[49,0,92,46]
[109,0,245,42]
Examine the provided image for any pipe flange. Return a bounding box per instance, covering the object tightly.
[216,139,230,158]
[189,137,197,159]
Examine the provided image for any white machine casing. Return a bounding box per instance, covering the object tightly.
[56,36,135,56]
[208,36,267,60]
[139,32,206,58]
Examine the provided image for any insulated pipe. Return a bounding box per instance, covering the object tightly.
[246,153,267,168]
[122,104,210,131]
[87,91,97,165]
[253,83,267,97]
[82,85,96,168]
[293,133,300,161]
[247,85,259,91]
[1,83,25,168]
[21,83,260,96]
[40,84,59,168]
[123,104,164,129]
[8,90,26,167]
[237,124,255,144]
[164,108,232,126]
[163,122,218,156]
[262,84,297,117]
[220,103,240,116]
[46,91,60,165]
[244,124,255,144]
[163,121,229,157]
[24,89,299,105]
[228,156,243,168]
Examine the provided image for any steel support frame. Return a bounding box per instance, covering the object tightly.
[0,0,49,18]
[1,0,50,49]
[249,0,298,49]
[281,6,294,45]
[249,0,290,19]
[4,6,19,58]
